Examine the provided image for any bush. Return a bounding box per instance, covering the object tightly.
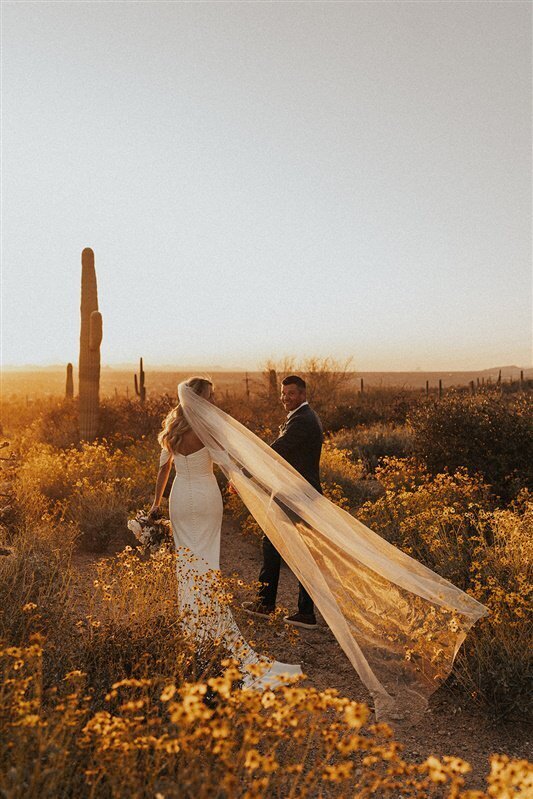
[324,389,421,432]
[409,392,533,503]
[330,423,415,473]
[12,395,177,452]
[358,459,531,719]
[320,440,383,508]
[97,395,176,449]
[454,492,533,718]
[13,439,161,551]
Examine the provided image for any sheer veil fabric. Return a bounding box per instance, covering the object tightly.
[178,382,488,721]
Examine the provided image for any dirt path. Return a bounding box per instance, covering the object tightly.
[69,521,530,793]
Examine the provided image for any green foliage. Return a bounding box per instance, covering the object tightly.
[330,423,415,473]
[19,395,177,452]
[320,440,382,508]
[14,439,160,551]
[358,459,531,719]
[409,392,533,502]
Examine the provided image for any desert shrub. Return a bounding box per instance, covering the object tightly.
[10,394,177,452]
[26,398,79,448]
[13,439,160,551]
[409,392,533,502]
[330,423,415,473]
[324,389,422,432]
[358,459,531,719]
[1,396,66,437]
[358,458,493,578]
[97,395,176,449]
[321,440,383,508]
[454,492,533,719]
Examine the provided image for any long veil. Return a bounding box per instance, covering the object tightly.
[178,382,488,721]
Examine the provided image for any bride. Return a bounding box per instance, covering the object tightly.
[148,376,302,690]
[149,375,488,721]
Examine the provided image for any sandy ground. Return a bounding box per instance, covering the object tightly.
[71,518,531,793]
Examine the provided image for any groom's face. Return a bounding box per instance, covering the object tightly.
[281,383,306,413]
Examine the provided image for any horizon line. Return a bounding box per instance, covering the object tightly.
[2,362,532,374]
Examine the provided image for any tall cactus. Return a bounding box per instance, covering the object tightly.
[65,362,74,399]
[78,248,103,440]
[134,357,146,404]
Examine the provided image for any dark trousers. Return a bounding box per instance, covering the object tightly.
[258,534,314,615]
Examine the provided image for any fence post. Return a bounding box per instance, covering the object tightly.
[360,378,364,394]
[470,380,475,395]
[425,380,429,398]
[438,379,443,400]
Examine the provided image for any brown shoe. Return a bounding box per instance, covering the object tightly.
[241,600,275,618]
[283,612,317,629]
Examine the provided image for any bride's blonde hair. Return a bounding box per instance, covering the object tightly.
[158,376,213,455]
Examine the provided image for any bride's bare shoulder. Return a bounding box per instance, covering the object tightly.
[177,429,204,455]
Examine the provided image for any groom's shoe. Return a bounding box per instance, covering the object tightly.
[284,612,317,630]
[241,600,275,618]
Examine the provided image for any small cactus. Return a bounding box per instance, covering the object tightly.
[78,248,103,440]
[66,363,74,399]
[134,357,146,404]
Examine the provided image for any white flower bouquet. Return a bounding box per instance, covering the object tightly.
[127,510,173,553]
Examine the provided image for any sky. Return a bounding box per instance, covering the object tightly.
[1,0,531,371]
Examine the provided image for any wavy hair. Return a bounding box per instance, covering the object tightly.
[158,376,213,455]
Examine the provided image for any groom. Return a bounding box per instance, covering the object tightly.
[242,375,323,629]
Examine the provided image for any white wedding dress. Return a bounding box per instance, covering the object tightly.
[159,444,302,689]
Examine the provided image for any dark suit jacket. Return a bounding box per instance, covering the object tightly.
[271,404,323,493]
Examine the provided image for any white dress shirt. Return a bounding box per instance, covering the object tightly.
[287,400,309,419]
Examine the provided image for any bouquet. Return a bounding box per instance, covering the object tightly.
[127,509,173,554]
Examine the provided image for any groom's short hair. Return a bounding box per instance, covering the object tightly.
[282,375,306,390]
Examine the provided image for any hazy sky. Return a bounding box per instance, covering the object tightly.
[2,0,531,371]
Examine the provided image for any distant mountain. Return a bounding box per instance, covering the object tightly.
[479,366,532,377]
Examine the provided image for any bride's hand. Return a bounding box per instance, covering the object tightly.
[228,482,238,496]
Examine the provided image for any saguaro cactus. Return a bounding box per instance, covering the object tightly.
[78,248,103,440]
[134,357,146,404]
[66,363,74,399]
